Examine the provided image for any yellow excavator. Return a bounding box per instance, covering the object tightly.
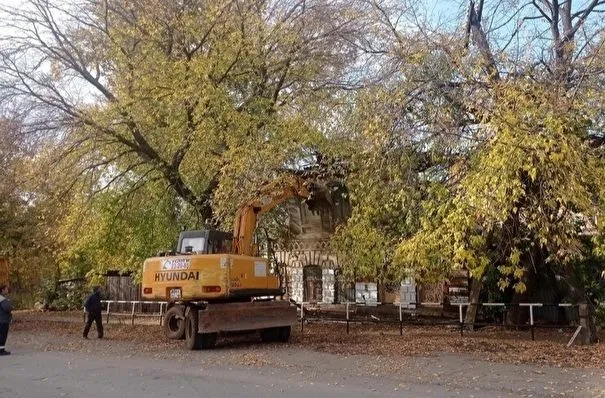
[141,174,319,349]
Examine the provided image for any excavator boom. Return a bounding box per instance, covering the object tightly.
[232,174,313,256]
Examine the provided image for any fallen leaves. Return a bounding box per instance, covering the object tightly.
[9,311,605,369]
[293,323,605,369]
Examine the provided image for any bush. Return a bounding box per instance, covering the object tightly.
[37,279,89,311]
[9,292,37,310]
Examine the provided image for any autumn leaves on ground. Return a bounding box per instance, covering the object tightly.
[10,311,605,370]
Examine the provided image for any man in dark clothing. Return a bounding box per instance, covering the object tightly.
[0,284,13,355]
[83,285,104,339]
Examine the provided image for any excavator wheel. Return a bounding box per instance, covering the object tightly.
[261,326,291,343]
[185,308,217,350]
[278,326,291,342]
[260,327,280,342]
[163,305,186,340]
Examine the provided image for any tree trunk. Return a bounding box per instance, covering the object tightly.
[464,277,483,328]
[505,256,539,327]
[577,303,598,345]
[506,291,526,328]
[559,265,599,345]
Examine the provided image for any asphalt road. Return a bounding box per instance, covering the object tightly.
[0,350,460,398]
[1,348,604,398]
[2,318,605,398]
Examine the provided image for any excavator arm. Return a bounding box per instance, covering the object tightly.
[232,174,315,256]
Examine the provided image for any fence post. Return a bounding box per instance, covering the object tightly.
[300,302,304,333]
[520,303,542,340]
[131,301,136,325]
[346,301,350,335]
[503,304,508,330]
[105,301,111,324]
[459,304,464,336]
[530,305,535,340]
[159,302,164,326]
[399,302,403,336]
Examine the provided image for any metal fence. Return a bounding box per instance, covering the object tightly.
[98,300,168,325]
[299,301,583,341]
[95,299,588,343]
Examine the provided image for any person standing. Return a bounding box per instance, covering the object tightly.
[83,285,104,339]
[0,284,13,355]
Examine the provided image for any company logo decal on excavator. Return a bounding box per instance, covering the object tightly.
[154,271,199,282]
[161,258,191,270]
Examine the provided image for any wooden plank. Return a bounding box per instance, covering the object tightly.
[567,325,583,347]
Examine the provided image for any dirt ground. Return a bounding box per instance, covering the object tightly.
[9,310,605,369]
[3,312,605,397]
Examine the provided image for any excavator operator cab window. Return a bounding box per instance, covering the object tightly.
[177,230,208,254]
[177,230,233,255]
[180,237,206,253]
[207,237,233,254]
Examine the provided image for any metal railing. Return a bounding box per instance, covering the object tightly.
[450,302,578,340]
[92,299,586,343]
[299,301,582,341]
[95,300,168,325]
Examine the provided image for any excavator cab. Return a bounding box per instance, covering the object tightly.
[176,230,233,255]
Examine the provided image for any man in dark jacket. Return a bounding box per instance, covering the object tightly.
[83,285,104,339]
[0,284,13,355]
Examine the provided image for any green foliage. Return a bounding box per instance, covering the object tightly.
[573,246,605,309]
[333,219,392,281]
[1,0,605,307]
[37,279,90,311]
[396,83,604,289]
[56,180,183,282]
[0,1,362,285]
[0,118,61,296]
[480,266,507,303]
[331,85,431,281]
[596,306,605,327]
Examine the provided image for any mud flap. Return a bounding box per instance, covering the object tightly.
[197,301,297,334]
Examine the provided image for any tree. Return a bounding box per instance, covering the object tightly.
[0,0,367,277]
[335,0,605,339]
[0,115,61,299]
[0,0,364,220]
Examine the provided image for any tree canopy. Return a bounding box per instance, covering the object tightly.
[0,0,365,279]
[0,0,604,314]
[334,0,605,293]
